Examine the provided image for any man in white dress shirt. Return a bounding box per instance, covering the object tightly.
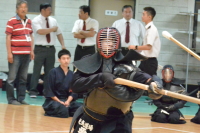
[129,7,161,76]
[112,5,145,56]
[72,5,99,65]
[29,3,66,98]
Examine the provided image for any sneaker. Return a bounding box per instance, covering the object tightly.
[20,100,29,105]
[30,95,37,98]
[9,100,21,105]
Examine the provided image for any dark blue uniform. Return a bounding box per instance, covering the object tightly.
[42,66,82,118]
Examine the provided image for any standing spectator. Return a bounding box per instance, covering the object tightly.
[129,7,161,76]
[112,5,145,56]
[72,5,99,63]
[42,49,82,118]
[5,0,34,105]
[29,3,66,98]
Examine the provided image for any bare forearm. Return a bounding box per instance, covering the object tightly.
[57,34,65,47]
[30,34,34,51]
[138,45,152,50]
[66,96,73,103]
[6,35,12,54]
[80,30,95,37]
[37,28,54,35]
[74,33,85,39]
[129,44,152,50]
[51,96,62,103]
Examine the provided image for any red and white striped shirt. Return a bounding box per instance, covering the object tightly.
[5,14,33,54]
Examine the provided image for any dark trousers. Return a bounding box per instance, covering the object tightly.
[151,108,186,124]
[29,46,55,95]
[6,54,30,103]
[43,99,83,118]
[191,106,200,124]
[74,45,95,61]
[139,58,158,76]
[74,45,95,70]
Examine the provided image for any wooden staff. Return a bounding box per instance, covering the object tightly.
[162,31,200,61]
[114,78,200,104]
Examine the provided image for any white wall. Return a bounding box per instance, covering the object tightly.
[0,0,89,73]
[0,0,199,85]
[135,0,200,85]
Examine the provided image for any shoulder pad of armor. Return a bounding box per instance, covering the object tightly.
[113,64,138,76]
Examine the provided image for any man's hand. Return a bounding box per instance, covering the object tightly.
[52,26,58,32]
[59,101,65,105]
[62,45,66,49]
[150,82,161,94]
[30,51,34,60]
[64,101,70,107]
[148,81,163,100]
[7,53,13,63]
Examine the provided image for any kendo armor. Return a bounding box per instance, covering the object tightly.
[160,65,187,104]
[73,27,148,120]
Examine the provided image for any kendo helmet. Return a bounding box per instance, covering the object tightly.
[162,65,174,83]
[96,27,121,58]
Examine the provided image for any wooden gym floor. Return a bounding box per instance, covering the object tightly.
[0,104,199,133]
[0,89,199,133]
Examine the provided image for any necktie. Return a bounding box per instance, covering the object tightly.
[46,18,51,43]
[125,22,130,43]
[81,21,86,43]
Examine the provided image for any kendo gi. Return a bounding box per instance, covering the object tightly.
[191,91,200,124]
[70,27,163,133]
[42,66,82,118]
[151,65,187,124]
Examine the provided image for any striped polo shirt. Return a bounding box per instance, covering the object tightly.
[5,14,33,54]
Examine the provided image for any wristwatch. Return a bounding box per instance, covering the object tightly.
[135,45,138,50]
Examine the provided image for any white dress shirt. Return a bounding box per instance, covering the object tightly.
[141,21,161,58]
[112,18,145,47]
[32,14,62,46]
[72,17,99,46]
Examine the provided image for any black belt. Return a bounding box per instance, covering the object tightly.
[35,45,54,48]
[77,45,95,49]
[121,47,129,50]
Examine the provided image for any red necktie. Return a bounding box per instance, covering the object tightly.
[46,18,51,43]
[81,21,86,43]
[125,22,130,43]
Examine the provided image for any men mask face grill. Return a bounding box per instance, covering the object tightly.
[162,68,174,83]
[97,28,120,58]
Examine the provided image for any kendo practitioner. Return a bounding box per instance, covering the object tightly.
[42,49,82,118]
[151,65,187,124]
[191,91,200,124]
[70,27,163,133]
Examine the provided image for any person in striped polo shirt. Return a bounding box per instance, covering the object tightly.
[5,0,34,105]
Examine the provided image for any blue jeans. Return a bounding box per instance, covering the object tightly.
[6,54,30,103]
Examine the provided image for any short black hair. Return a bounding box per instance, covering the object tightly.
[122,5,133,12]
[79,5,90,16]
[58,49,71,59]
[40,3,51,12]
[143,7,156,20]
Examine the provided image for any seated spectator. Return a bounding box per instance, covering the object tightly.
[42,49,82,118]
[151,65,187,124]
